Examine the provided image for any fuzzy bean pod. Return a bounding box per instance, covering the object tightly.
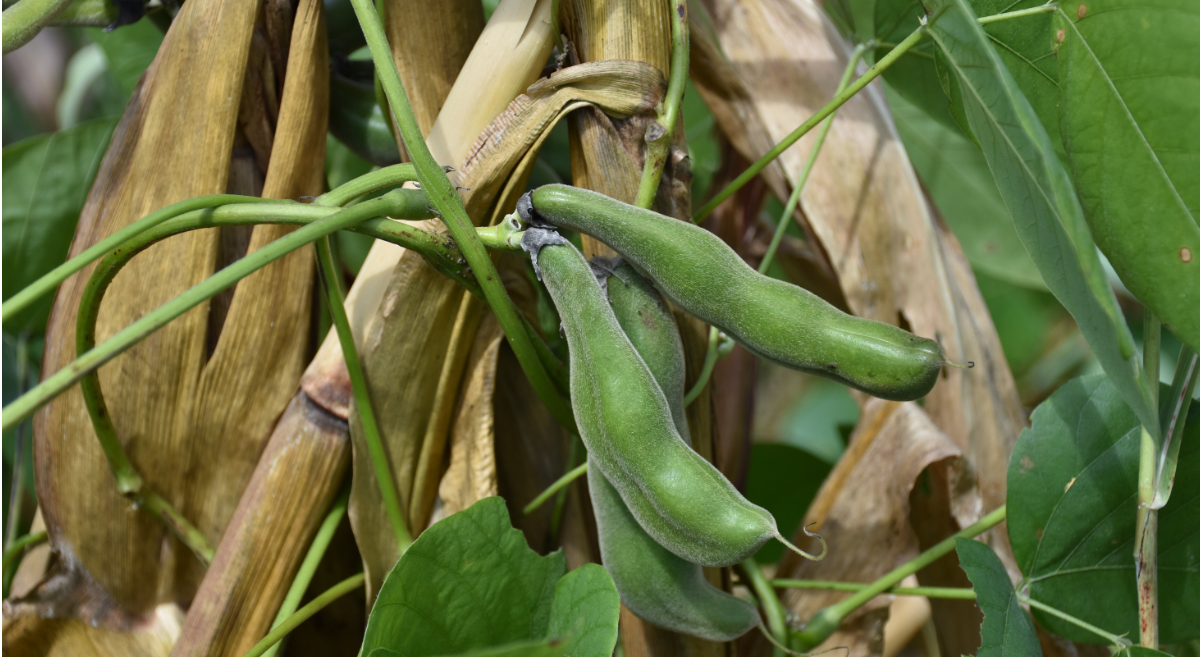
[591,261,759,640]
[524,184,946,401]
[525,230,782,567]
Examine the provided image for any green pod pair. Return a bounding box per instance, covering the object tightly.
[591,260,759,640]
[524,184,947,402]
[525,229,780,567]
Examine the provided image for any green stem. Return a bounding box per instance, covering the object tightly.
[684,326,721,406]
[794,505,1007,650]
[742,558,790,656]
[1144,313,1161,407]
[5,335,30,547]
[1,195,270,325]
[758,44,865,275]
[315,163,418,208]
[771,579,976,599]
[2,529,46,598]
[3,193,431,434]
[976,2,1056,24]
[262,480,351,657]
[316,236,411,553]
[49,0,118,26]
[1019,594,1130,647]
[3,0,74,53]
[692,25,926,223]
[240,573,365,657]
[633,0,689,210]
[1135,424,1158,648]
[524,461,588,515]
[348,0,576,432]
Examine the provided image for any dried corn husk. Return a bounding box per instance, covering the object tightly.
[690,0,1025,653]
[24,0,260,631]
[169,0,331,651]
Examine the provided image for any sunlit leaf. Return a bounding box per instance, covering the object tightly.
[1007,375,1200,643]
[86,20,164,95]
[545,564,620,657]
[921,0,1158,434]
[1055,0,1200,354]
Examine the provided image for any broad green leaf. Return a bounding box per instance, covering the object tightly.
[955,538,1043,657]
[886,84,1046,290]
[1055,0,1200,354]
[545,564,620,657]
[86,20,163,95]
[368,640,568,657]
[921,0,1158,434]
[747,444,832,563]
[360,497,567,657]
[1115,650,1172,657]
[2,118,118,334]
[875,0,959,130]
[1007,375,1200,644]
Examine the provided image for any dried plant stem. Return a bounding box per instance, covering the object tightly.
[794,505,1007,650]
[240,573,365,657]
[633,0,689,210]
[261,480,351,657]
[348,0,576,431]
[317,235,412,552]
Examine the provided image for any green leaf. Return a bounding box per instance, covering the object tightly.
[1007,374,1200,644]
[1115,650,1173,657]
[2,118,118,334]
[886,84,1046,290]
[921,0,1158,434]
[875,0,960,130]
[360,497,567,657]
[368,640,568,657]
[955,538,1043,657]
[546,564,620,657]
[1055,0,1200,354]
[86,20,163,95]
[747,444,833,564]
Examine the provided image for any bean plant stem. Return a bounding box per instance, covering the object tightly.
[2,0,74,53]
[1018,594,1130,647]
[794,505,1007,650]
[1,194,271,324]
[240,573,365,657]
[524,461,588,515]
[1153,345,1197,509]
[758,44,865,275]
[741,558,790,656]
[2,194,428,433]
[347,0,576,432]
[5,335,30,547]
[692,25,926,223]
[316,236,411,552]
[262,480,351,657]
[633,0,689,210]
[976,2,1056,24]
[1136,312,1161,647]
[684,327,721,406]
[315,163,418,208]
[770,580,976,599]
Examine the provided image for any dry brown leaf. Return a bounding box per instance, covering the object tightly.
[2,604,184,657]
[740,400,973,657]
[437,313,504,518]
[691,0,1025,651]
[32,0,260,626]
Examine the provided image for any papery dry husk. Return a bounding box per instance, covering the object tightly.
[690,0,1025,653]
[169,0,331,650]
[23,0,261,633]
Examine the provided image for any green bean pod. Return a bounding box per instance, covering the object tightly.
[524,184,946,401]
[526,230,780,567]
[592,262,759,640]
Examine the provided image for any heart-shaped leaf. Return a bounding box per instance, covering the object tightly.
[1007,374,1200,643]
[545,563,620,657]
